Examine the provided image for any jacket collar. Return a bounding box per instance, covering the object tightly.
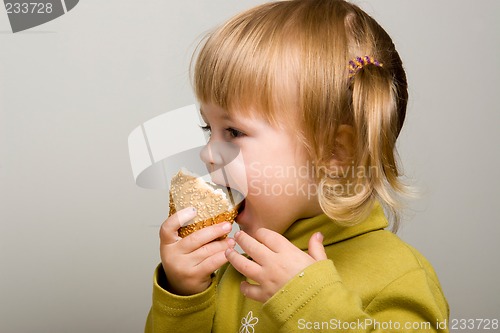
[283,202,389,251]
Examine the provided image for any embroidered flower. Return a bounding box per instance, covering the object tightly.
[239,310,259,333]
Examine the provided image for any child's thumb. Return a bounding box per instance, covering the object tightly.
[308,232,327,261]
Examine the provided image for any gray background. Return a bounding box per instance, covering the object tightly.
[1,1,499,332]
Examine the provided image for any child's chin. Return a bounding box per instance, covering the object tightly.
[237,224,256,238]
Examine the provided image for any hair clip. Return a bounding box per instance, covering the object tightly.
[348,56,383,78]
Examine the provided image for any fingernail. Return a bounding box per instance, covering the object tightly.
[235,231,241,238]
[178,207,197,227]
[227,238,236,247]
[221,222,232,231]
[316,232,324,242]
[181,206,197,216]
[225,248,232,256]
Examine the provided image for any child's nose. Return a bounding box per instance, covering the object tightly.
[200,140,224,168]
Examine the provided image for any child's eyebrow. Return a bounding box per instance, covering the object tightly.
[199,107,232,120]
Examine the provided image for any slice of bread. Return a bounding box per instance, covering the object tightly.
[169,169,240,239]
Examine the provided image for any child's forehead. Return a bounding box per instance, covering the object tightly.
[199,102,295,130]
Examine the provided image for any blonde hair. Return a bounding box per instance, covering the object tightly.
[193,0,410,231]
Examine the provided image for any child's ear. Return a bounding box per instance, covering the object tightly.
[330,124,355,168]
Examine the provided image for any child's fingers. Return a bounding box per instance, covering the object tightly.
[240,281,265,303]
[191,238,235,262]
[225,247,262,282]
[196,250,230,275]
[181,222,233,253]
[253,228,289,253]
[159,207,197,244]
[234,230,269,263]
[308,232,327,261]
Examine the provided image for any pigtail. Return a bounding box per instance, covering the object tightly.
[350,63,407,229]
[318,62,409,231]
[315,0,412,231]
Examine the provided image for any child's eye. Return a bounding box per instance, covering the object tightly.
[225,127,245,139]
[199,125,211,133]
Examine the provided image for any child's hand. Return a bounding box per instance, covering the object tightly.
[159,207,235,296]
[225,229,326,303]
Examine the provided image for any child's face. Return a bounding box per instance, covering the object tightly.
[199,103,323,236]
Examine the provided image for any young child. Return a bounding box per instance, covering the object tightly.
[146,0,449,332]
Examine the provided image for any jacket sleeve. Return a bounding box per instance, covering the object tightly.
[262,260,449,333]
[144,264,222,333]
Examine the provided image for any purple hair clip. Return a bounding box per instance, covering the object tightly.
[348,56,383,78]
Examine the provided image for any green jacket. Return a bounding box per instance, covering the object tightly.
[145,204,449,332]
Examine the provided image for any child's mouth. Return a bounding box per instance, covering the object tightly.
[217,184,245,216]
[235,198,245,224]
[237,199,246,215]
[229,187,245,216]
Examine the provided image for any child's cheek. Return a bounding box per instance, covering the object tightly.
[217,147,248,196]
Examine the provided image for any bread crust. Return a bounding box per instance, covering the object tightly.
[168,170,240,239]
[169,193,238,239]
